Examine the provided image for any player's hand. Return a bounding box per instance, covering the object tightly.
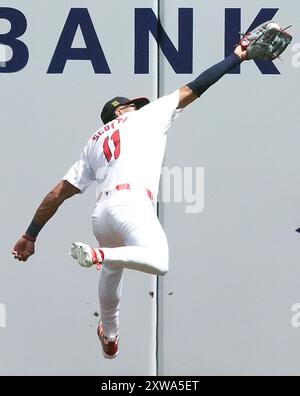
[234,44,249,61]
[12,237,35,262]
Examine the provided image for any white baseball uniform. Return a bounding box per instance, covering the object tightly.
[63,90,183,338]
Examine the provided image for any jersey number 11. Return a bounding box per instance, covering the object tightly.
[103,130,120,163]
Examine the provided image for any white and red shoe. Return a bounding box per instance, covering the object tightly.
[70,242,104,270]
[97,322,119,359]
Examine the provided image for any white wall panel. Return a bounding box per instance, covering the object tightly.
[0,0,158,375]
[158,0,300,376]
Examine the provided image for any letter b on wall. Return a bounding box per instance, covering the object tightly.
[0,8,29,73]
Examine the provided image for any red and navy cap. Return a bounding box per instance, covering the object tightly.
[100,96,150,125]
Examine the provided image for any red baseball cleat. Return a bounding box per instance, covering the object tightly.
[97,322,119,359]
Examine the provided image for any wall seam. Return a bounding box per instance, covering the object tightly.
[156,0,161,378]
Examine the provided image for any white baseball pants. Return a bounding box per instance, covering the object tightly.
[92,189,169,339]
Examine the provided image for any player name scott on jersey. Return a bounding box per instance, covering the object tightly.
[92,117,128,142]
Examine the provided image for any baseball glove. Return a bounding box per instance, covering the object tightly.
[239,21,292,60]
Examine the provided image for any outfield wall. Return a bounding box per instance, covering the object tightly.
[1,0,299,375]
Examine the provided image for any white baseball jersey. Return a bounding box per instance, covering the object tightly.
[63,90,183,201]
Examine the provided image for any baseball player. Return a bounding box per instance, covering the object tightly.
[12,22,292,359]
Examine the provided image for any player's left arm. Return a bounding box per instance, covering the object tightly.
[177,45,248,109]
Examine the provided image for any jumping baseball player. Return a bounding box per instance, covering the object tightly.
[12,22,292,359]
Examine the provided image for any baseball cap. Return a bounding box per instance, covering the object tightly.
[101,96,150,125]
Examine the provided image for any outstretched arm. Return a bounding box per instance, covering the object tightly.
[178,45,248,109]
[12,180,80,262]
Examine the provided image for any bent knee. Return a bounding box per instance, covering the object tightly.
[157,267,168,276]
[154,255,169,276]
[154,248,169,276]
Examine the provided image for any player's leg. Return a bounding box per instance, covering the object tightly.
[102,246,168,275]
[92,203,124,358]
[94,196,167,358]
[98,264,123,339]
[72,196,169,275]
[97,263,123,359]
[106,198,169,275]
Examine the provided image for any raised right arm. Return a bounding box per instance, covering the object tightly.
[177,44,248,109]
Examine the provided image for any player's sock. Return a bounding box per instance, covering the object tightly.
[187,53,242,97]
[92,248,105,270]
